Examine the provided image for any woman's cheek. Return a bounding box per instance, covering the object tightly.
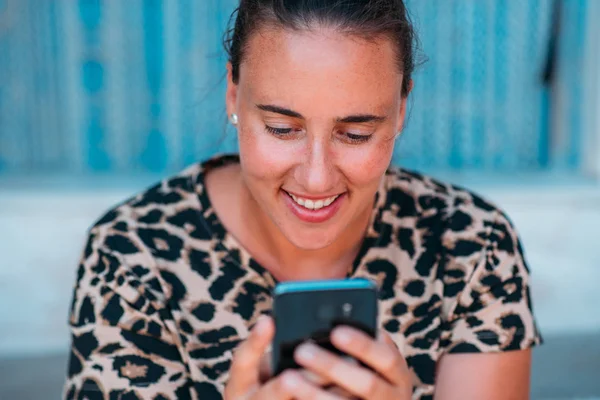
[334,141,394,186]
[238,125,299,181]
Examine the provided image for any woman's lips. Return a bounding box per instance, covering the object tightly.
[281,190,345,223]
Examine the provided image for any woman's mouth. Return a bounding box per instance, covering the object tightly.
[287,192,340,210]
[282,190,345,223]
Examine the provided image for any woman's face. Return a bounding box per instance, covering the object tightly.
[226,27,409,250]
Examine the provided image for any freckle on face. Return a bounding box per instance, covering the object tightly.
[232,26,405,250]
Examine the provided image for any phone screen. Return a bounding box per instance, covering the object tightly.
[271,278,378,376]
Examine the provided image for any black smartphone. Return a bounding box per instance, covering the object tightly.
[271,278,378,376]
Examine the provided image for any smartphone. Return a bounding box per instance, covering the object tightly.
[271,278,378,376]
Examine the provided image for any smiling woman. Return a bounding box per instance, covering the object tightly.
[63,1,542,400]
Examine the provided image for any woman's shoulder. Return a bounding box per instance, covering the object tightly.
[378,166,524,268]
[91,163,203,230]
[382,166,511,227]
[83,157,226,267]
[89,154,240,236]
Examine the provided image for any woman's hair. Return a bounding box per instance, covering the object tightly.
[223,0,418,98]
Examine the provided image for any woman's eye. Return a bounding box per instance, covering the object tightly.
[345,132,373,143]
[265,125,294,136]
[265,125,372,143]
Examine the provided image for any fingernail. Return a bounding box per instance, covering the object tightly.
[296,343,317,361]
[333,327,352,345]
[253,315,269,334]
[282,371,301,389]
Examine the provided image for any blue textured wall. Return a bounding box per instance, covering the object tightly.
[0,0,590,174]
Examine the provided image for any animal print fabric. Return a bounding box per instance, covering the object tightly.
[63,154,542,400]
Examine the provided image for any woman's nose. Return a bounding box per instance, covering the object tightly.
[295,138,337,194]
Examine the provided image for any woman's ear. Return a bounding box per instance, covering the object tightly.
[225,63,238,119]
[396,79,413,133]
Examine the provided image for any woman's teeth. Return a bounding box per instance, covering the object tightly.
[288,193,340,210]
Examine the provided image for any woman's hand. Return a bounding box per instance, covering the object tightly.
[292,327,414,399]
[224,316,354,400]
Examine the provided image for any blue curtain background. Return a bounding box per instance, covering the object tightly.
[0,0,590,174]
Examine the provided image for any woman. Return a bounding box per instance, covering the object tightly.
[63,1,542,399]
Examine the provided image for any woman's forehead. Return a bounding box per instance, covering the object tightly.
[239,27,403,105]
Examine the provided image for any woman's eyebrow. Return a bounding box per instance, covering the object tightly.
[256,104,386,123]
[256,104,303,118]
[337,114,386,124]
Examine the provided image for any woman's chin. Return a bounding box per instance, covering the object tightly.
[281,227,338,251]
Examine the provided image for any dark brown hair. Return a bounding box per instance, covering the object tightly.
[223,0,418,97]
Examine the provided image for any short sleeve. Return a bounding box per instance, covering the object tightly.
[441,209,543,354]
[62,231,196,400]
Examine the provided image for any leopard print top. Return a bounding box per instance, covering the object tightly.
[63,154,542,400]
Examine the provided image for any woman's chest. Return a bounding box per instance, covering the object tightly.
[173,272,446,399]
